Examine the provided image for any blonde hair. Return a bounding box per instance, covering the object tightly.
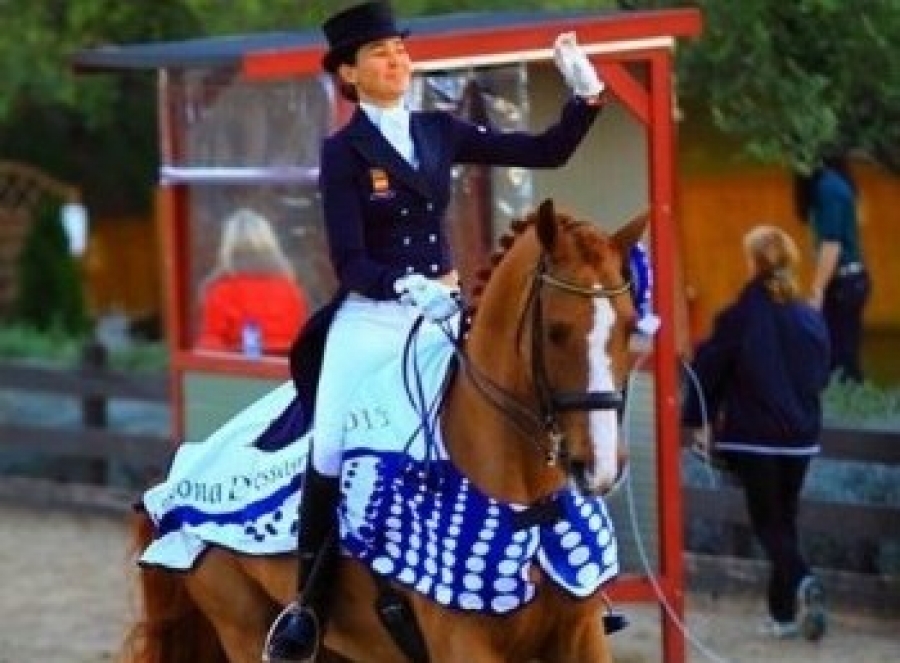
[213,208,294,278]
[742,225,800,303]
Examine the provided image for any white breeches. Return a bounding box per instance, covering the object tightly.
[310,294,459,476]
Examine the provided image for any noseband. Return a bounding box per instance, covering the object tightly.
[457,253,631,467]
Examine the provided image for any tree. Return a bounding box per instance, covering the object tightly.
[626,0,900,173]
[0,1,202,126]
[0,1,203,215]
[13,198,87,335]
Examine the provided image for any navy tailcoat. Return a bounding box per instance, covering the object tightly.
[289,95,601,403]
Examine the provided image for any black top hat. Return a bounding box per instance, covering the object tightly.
[322,2,410,73]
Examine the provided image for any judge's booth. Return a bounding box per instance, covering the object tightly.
[74,8,701,661]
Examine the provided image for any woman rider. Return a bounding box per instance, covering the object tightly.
[264,3,608,661]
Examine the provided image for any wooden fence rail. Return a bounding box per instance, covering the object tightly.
[1,354,897,584]
[684,427,900,567]
[0,346,172,482]
[2,355,897,516]
[678,426,900,613]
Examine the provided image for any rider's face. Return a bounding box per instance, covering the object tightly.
[339,37,411,107]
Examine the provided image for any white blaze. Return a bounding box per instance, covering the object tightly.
[586,297,619,488]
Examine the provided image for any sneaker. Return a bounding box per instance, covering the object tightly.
[796,575,827,641]
[602,610,630,635]
[758,618,800,639]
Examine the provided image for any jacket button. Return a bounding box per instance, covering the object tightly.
[403,236,411,245]
[406,266,415,274]
[425,203,434,212]
[428,234,437,243]
[430,264,439,273]
[401,208,409,216]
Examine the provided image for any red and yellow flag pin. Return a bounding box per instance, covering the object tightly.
[370,168,389,193]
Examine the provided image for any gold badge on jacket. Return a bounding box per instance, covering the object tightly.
[369,168,395,200]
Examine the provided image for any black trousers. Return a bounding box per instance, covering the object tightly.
[725,452,812,623]
[823,271,871,383]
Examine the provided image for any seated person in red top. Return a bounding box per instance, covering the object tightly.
[196,208,310,356]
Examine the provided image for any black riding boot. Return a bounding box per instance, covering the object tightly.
[263,465,340,663]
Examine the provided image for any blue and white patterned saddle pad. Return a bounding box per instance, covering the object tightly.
[340,451,618,613]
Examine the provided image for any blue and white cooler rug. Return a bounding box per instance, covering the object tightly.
[139,330,619,615]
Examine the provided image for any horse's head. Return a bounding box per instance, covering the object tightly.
[469,199,648,496]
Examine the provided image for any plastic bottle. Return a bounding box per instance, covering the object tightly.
[241,320,262,358]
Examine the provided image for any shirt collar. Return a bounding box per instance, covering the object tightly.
[360,101,410,134]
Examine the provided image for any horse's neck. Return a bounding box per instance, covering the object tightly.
[442,312,559,504]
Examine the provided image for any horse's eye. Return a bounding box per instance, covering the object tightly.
[546,322,571,345]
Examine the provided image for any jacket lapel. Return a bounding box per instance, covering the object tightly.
[346,109,432,198]
[410,114,437,189]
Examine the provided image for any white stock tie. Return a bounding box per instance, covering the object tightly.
[379,106,417,168]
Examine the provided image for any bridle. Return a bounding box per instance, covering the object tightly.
[457,252,632,468]
[529,255,631,463]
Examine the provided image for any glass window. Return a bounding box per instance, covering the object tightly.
[160,71,336,357]
[165,70,332,168]
[413,64,530,298]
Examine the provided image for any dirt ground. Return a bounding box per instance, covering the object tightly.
[0,500,897,663]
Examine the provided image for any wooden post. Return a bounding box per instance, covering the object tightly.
[80,340,108,483]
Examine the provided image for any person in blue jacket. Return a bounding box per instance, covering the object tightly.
[682,225,831,642]
[265,2,609,661]
[795,151,870,383]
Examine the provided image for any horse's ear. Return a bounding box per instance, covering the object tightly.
[613,209,650,252]
[535,198,557,251]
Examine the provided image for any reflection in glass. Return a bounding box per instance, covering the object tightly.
[169,72,332,168]
[413,65,531,298]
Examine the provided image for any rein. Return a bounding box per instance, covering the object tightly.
[456,253,631,467]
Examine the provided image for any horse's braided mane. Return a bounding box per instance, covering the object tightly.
[465,206,585,318]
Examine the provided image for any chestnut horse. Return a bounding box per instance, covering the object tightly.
[121,199,647,663]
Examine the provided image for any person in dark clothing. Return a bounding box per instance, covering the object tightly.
[794,152,870,383]
[683,225,831,641]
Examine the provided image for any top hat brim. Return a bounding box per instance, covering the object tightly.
[322,27,410,73]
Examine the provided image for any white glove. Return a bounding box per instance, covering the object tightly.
[553,32,604,99]
[394,274,460,323]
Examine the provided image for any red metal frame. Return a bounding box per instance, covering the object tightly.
[160,10,701,661]
[244,10,701,81]
[611,49,687,663]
